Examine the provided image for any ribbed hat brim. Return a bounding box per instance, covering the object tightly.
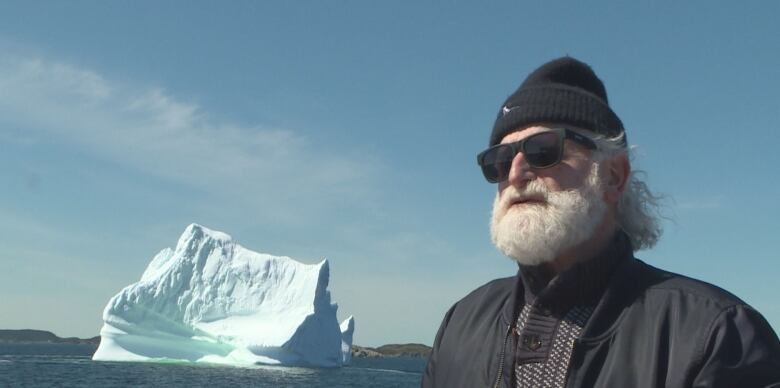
[491,84,624,146]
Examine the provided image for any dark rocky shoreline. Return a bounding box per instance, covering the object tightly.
[0,329,100,345]
[0,329,431,358]
[351,344,431,358]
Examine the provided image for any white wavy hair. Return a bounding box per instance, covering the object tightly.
[579,129,664,251]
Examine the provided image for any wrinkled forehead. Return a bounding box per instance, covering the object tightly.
[499,123,597,145]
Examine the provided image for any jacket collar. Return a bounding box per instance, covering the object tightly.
[501,231,634,325]
[580,250,658,339]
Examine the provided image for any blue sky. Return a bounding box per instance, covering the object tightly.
[1,2,778,347]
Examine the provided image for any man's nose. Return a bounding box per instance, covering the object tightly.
[505,151,536,187]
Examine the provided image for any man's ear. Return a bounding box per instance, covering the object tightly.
[603,153,630,204]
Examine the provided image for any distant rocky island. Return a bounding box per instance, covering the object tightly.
[0,329,431,358]
[0,329,100,345]
[351,343,431,358]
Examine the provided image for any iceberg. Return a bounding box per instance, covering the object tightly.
[93,224,354,367]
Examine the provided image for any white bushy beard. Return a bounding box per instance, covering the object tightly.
[490,164,607,266]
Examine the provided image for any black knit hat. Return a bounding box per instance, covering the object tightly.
[490,57,625,146]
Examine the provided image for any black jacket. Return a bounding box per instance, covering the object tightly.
[422,253,780,387]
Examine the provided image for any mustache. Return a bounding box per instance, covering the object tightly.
[497,180,551,210]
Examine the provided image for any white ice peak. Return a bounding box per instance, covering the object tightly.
[93,224,354,367]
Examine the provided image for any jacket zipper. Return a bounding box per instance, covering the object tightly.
[493,324,513,388]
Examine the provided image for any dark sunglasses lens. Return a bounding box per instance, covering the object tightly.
[524,132,562,168]
[478,131,564,182]
[480,144,515,182]
[481,162,511,183]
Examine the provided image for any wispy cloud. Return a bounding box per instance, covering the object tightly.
[0,50,489,345]
[0,53,382,223]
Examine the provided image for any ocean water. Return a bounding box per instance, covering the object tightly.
[0,344,426,387]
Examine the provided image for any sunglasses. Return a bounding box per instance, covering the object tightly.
[477,128,597,183]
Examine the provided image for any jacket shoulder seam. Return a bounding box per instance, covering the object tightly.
[689,304,751,380]
[642,285,743,309]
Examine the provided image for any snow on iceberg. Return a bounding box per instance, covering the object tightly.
[93,224,354,367]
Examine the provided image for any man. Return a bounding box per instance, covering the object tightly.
[422,57,780,388]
